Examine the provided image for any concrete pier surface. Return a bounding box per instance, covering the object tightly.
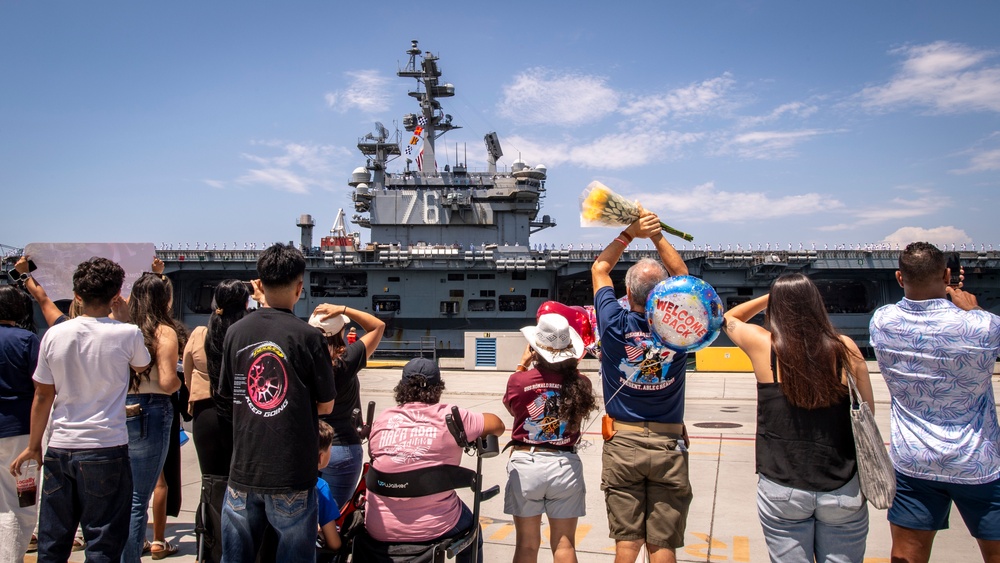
[38,368,999,563]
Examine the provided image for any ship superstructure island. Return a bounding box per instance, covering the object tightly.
[23,41,995,358]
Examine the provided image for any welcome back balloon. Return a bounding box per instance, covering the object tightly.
[645,275,724,352]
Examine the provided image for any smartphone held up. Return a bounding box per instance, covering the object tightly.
[947,252,962,288]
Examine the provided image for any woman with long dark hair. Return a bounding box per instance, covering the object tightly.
[308,303,385,508]
[186,280,250,563]
[122,271,188,563]
[504,313,597,563]
[0,285,40,561]
[187,280,249,476]
[723,273,874,563]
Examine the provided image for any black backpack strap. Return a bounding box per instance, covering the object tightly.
[366,465,477,498]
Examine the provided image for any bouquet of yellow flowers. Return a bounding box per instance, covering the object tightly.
[580,181,694,241]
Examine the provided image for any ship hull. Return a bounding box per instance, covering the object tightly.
[158,248,1000,358]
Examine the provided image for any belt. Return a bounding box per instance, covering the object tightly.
[612,420,684,436]
[510,444,576,454]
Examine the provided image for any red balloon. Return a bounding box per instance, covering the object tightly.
[535,301,595,350]
[568,306,595,348]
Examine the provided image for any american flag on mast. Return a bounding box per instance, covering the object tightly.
[416,147,437,172]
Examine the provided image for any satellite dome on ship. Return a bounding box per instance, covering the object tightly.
[350,167,371,187]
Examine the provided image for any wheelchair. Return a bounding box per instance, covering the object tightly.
[335,403,500,563]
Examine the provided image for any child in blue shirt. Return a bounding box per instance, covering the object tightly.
[317,421,342,551]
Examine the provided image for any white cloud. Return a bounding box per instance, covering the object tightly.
[242,141,345,175]
[629,182,842,222]
[497,70,735,128]
[505,130,701,169]
[817,192,951,231]
[235,168,312,195]
[852,194,951,224]
[953,147,1000,174]
[498,68,824,168]
[497,68,620,126]
[202,179,226,189]
[815,223,853,232]
[738,101,818,127]
[235,141,350,194]
[621,74,735,123]
[881,226,972,246]
[325,70,392,114]
[720,129,832,159]
[859,41,1000,113]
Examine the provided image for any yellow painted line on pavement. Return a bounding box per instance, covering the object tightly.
[489,523,514,541]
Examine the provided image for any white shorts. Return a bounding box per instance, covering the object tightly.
[504,450,586,519]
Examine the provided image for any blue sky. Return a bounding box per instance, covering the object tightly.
[3,1,999,252]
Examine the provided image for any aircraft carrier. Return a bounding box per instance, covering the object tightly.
[8,42,999,357]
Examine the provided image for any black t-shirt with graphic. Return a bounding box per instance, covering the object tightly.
[320,340,367,445]
[219,307,337,493]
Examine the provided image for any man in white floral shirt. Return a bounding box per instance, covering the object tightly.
[871,241,1000,563]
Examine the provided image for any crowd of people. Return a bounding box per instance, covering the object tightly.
[0,215,998,563]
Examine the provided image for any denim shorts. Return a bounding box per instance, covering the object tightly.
[889,471,1000,540]
[504,450,586,519]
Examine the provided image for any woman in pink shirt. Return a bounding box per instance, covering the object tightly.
[364,358,505,563]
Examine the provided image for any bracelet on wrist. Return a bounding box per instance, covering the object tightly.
[619,231,634,243]
[614,237,630,247]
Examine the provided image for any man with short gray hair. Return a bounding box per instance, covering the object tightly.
[591,209,691,563]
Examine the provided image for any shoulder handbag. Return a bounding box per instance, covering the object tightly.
[846,371,896,509]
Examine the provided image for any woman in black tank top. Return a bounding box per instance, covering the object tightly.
[722,273,875,563]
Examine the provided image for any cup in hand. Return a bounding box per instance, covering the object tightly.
[15,461,38,507]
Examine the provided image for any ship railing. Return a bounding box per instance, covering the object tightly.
[322,253,360,265]
[372,336,437,361]
[157,250,259,262]
[494,258,547,271]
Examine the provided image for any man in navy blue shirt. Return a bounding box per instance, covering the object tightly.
[591,209,691,563]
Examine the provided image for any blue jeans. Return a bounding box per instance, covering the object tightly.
[757,473,869,563]
[123,394,173,563]
[319,444,363,510]
[221,486,317,563]
[38,446,132,563]
[436,503,482,563]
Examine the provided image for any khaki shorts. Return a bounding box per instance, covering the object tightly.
[601,430,692,548]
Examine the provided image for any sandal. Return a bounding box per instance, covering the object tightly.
[143,540,152,554]
[150,540,178,560]
[27,534,37,553]
[72,536,87,551]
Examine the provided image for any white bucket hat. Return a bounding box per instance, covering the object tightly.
[520,313,585,364]
[308,312,350,337]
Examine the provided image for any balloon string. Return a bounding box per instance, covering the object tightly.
[580,373,630,437]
